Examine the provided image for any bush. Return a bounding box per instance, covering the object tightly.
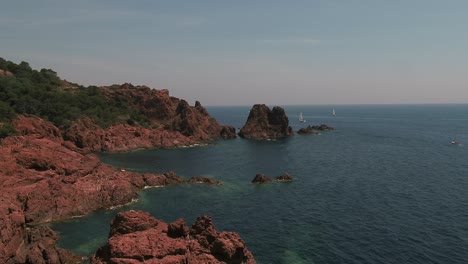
[0,123,16,139]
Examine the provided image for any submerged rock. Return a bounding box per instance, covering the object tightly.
[187,176,223,185]
[275,173,294,182]
[251,174,272,184]
[297,124,335,135]
[91,211,256,264]
[239,104,293,140]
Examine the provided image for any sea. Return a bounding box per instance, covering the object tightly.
[50,104,468,264]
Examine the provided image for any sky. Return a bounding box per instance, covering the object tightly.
[1,0,468,106]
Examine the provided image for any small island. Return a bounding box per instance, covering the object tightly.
[238,104,293,140]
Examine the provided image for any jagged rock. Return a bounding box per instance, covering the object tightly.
[109,210,160,236]
[239,104,293,140]
[297,124,335,135]
[168,218,190,238]
[251,174,272,184]
[220,125,237,139]
[64,117,106,151]
[62,84,237,152]
[275,173,294,182]
[91,211,256,264]
[0,194,81,263]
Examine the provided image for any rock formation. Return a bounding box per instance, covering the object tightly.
[0,116,235,263]
[61,84,237,152]
[275,173,294,182]
[297,124,335,135]
[91,211,256,264]
[251,174,272,184]
[252,173,294,184]
[187,176,223,185]
[239,104,293,140]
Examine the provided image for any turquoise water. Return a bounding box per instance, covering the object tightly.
[51,104,468,264]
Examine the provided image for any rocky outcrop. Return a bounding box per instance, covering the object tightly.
[0,116,229,263]
[239,104,293,140]
[252,173,294,184]
[59,83,237,152]
[186,176,223,185]
[91,211,256,264]
[0,69,14,76]
[297,124,335,135]
[275,173,294,182]
[251,174,272,184]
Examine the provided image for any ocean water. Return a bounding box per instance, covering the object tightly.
[51,104,468,264]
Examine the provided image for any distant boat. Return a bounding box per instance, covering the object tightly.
[451,140,460,145]
[332,108,336,117]
[299,112,306,122]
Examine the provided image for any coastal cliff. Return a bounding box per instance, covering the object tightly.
[63,84,236,152]
[0,58,249,263]
[238,104,293,140]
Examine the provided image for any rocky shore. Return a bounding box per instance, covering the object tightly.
[91,211,256,264]
[0,99,247,263]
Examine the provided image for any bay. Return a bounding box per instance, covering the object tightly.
[51,104,468,264]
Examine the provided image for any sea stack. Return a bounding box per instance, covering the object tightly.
[238,104,293,140]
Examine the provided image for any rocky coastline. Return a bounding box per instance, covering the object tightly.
[0,97,247,263]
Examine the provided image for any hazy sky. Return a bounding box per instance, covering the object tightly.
[1,0,468,105]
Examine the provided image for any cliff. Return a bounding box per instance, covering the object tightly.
[0,58,249,263]
[0,116,244,263]
[63,84,236,152]
[238,104,293,139]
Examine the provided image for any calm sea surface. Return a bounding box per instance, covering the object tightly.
[51,104,468,264]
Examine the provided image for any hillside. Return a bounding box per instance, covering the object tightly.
[0,58,236,147]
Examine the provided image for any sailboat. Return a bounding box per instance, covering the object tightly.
[332,108,336,117]
[299,112,306,122]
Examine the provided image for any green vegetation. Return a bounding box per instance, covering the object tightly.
[0,57,149,134]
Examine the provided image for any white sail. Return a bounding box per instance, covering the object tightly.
[299,112,306,122]
[332,108,336,116]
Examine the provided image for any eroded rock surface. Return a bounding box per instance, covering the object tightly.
[63,84,236,152]
[239,104,293,140]
[91,211,256,264]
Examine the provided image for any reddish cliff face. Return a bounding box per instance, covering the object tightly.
[0,115,250,263]
[13,83,238,151]
[0,116,188,263]
[239,104,293,140]
[91,211,256,264]
[61,83,235,152]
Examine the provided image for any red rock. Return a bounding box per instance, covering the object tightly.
[0,116,204,262]
[109,211,160,236]
[239,104,293,139]
[0,83,249,263]
[167,218,190,238]
[0,69,14,76]
[91,211,256,264]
